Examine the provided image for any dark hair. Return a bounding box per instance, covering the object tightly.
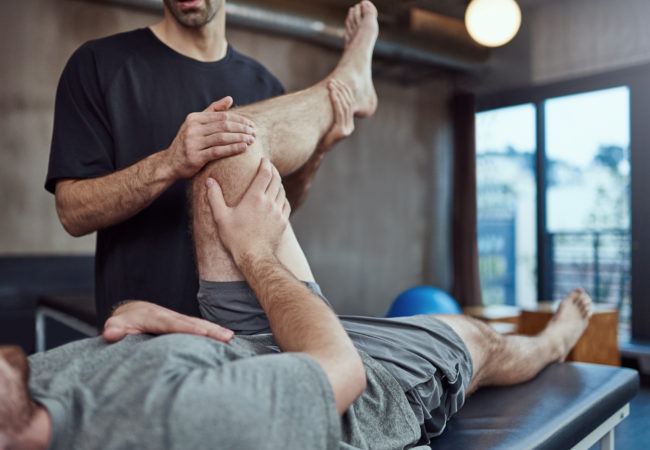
[0,346,36,436]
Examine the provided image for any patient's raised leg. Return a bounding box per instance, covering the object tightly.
[192,1,378,282]
[234,0,378,176]
[436,288,593,394]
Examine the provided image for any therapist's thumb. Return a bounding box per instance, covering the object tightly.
[204,96,233,112]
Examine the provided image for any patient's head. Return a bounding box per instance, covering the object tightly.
[0,346,36,440]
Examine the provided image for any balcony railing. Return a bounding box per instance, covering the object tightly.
[548,230,630,309]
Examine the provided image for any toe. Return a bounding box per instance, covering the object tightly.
[567,289,581,301]
[361,0,378,17]
[346,7,355,28]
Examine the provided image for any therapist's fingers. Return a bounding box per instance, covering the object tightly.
[203,96,234,112]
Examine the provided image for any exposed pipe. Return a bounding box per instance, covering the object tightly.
[88,0,488,71]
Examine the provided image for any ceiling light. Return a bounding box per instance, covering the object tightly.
[465,0,522,48]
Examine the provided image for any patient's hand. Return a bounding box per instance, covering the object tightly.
[205,157,290,263]
[103,301,234,343]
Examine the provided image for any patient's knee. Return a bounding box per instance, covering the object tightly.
[193,145,264,208]
[471,318,505,356]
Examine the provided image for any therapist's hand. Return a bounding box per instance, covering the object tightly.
[164,96,257,180]
[102,300,234,343]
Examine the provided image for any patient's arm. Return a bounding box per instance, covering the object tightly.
[205,160,366,414]
[102,301,234,343]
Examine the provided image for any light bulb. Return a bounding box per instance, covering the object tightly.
[465,0,522,48]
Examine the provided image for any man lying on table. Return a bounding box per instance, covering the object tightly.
[0,161,592,449]
[0,161,420,449]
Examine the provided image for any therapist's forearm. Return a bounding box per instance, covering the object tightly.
[55,150,176,237]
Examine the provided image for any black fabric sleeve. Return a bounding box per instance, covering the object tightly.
[45,44,115,194]
[272,75,285,97]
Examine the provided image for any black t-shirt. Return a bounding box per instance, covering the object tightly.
[46,29,284,322]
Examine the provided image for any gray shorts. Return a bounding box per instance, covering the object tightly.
[198,280,473,443]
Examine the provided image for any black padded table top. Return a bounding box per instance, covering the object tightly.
[431,362,639,449]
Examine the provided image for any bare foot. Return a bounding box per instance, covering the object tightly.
[542,288,593,362]
[332,0,378,118]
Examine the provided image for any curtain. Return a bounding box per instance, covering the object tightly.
[450,92,483,308]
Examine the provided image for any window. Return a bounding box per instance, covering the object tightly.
[476,104,537,308]
[544,87,631,332]
[476,87,632,334]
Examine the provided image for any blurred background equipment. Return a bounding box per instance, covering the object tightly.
[386,286,462,317]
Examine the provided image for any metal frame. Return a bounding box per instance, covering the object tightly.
[571,403,630,450]
[35,306,98,353]
[535,99,551,301]
[477,62,650,340]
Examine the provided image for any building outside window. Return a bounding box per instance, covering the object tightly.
[544,86,631,333]
[476,104,537,308]
[475,87,631,333]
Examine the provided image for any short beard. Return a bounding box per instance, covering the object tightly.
[0,347,36,437]
[163,0,222,28]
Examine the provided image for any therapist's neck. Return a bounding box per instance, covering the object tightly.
[7,405,51,450]
[150,5,228,62]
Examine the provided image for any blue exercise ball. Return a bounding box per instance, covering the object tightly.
[386,286,461,317]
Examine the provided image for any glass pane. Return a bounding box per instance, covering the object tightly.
[544,86,631,333]
[476,104,537,308]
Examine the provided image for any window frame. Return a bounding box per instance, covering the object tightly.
[477,63,650,341]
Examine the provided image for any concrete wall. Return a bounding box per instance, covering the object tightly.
[0,0,454,316]
[473,0,650,92]
[529,0,650,84]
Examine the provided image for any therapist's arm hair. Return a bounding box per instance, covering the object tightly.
[54,98,254,237]
[205,163,366,414]
[55,150,176,237]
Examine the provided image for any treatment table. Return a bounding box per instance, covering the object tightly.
[431,362,639,449]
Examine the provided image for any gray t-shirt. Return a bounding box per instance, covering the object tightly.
[28,334,421,450]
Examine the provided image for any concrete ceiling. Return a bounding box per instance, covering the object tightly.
[95,0,515,71]
[296,0,544,22]
[311,0,471,20]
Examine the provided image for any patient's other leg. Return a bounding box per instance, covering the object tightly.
[192,1,378,282]
[436,288,593,394]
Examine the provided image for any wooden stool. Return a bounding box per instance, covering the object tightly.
[463,305,521,335]
[518,302,620,366]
